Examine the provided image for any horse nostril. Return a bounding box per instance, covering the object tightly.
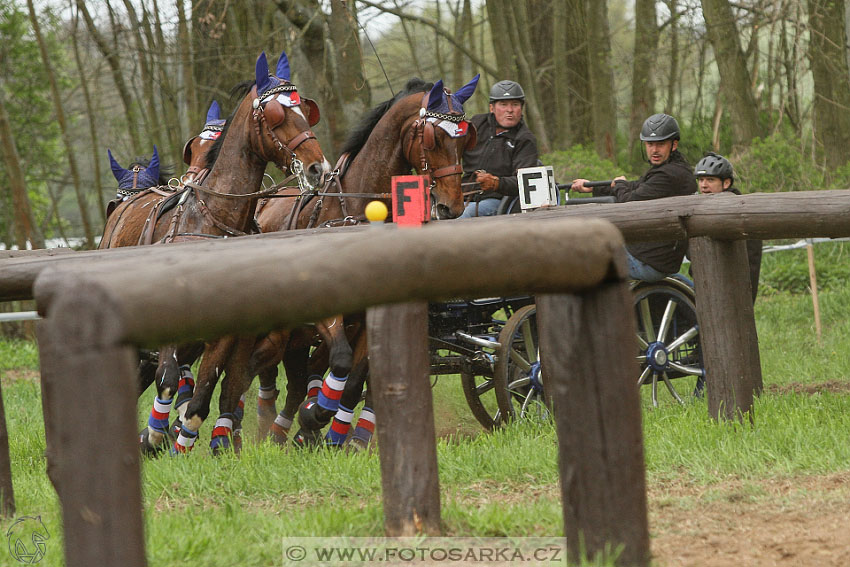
[307,162,324,185]
[436,203,455,220]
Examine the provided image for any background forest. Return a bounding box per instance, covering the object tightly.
[2,0,850,250]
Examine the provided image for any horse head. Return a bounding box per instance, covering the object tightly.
[182,100,227,182]
[406,74,480,220]
[108,145,170,198]
[248,50,328,187]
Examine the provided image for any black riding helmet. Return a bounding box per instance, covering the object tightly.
[489,80,525,103]
[694,152,734,181]
[640,113,680,141]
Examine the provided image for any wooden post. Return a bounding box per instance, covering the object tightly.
[689,237,762,422]
[537,285,649,567]
[35,274,146,567]
[0,381,15,517]
[367,301,441,536]
[806,241,822,344]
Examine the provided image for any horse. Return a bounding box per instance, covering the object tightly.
[99,100,224,249]
[240,75,481,449]
[113,50,330,454]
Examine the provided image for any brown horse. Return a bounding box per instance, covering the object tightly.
[112,50,329,454]
[239,76,481,448]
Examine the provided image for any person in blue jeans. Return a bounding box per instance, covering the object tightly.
[459,80,539,218]
[572,113,697,281]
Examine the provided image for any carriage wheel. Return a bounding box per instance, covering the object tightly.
[460,364,503,430]
[493,304,550,423]
[634,282,704,407]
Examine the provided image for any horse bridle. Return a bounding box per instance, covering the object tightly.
[250,83,317,187]
[405,91,472,191]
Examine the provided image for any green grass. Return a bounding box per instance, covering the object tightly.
[1,273,849,565]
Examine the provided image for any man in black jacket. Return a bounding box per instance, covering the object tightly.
[571,113,697,281]
[459,80,539,217]
[693,151,762,302]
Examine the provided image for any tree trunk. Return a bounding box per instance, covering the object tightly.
[807,0,850,170]
[506,0,550,151]
[565,0,593,145]
[0,91,43,249]
[586,0,617,160]
[70,11,106,226]
[485,0,514,79]
[630,0,659,170]
[76,0,143,156]
[328,0,371,149]
[701,0,763,150]
[121,0,160,152]
[149,2,185,166]
[552,0,571,148]
[30,0,95,248]
[665,0,679,115]
[176,0,197,132]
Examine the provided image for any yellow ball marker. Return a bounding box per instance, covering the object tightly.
[365,200,388,224]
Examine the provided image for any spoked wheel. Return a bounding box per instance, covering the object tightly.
[460,357,503,430]
[493,304,550,423]
[633,282,704,407]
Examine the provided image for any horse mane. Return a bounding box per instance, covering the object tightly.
[127,155,174,186]
[201,80,253,170]
[340,78,433,160]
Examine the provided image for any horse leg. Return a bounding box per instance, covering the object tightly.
[293,316,354,447]
[139,344,184,455]
[345,381,375,451]
[171,341,205,435]
[173,337,234,453]
[209,336,256,454]
[327,328,370,448]
[249,330,290,440]
[277,332,317,446]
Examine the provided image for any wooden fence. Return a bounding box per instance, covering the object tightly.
[1,189,849,566]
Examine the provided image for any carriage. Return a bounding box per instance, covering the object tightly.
[428,275,703,430]
[429,180,705,430]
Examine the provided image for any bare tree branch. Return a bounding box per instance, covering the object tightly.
[355,0,499,77]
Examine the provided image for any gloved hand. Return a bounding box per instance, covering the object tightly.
[475,171,500,191]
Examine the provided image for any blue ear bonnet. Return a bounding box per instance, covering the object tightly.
[109,145,161,189]
[255,49,296,99]
[203,100,226,130]
[425,74,480,120]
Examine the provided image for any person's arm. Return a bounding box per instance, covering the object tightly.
[593,169,679,202]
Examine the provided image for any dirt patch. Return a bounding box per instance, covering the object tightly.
[0,368,39,386]
[650,473,850,567]
[766,380,850,396]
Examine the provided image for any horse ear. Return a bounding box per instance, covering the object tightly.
[255,51,271,93]
[427,80,445,111]
[148,145,160,180]
[453,73,480,105]
[108,149,127,181]
[276,50,291,81]
[207,100,221,122]
[302,97,320,127]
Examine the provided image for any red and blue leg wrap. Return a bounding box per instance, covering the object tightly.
[147,396,172,433]
[317,372,347,412]
[325,404,354,446]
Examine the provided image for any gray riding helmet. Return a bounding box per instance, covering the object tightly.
[640,113,680,141]
[489,80,525,102]
[694,152,734,181]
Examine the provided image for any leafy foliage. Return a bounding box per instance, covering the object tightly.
[0,1,68,246]
[734,128,825,193]
[542,144,622,187]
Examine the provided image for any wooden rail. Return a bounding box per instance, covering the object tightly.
[25,217,649,566]
[2,189,849,565]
